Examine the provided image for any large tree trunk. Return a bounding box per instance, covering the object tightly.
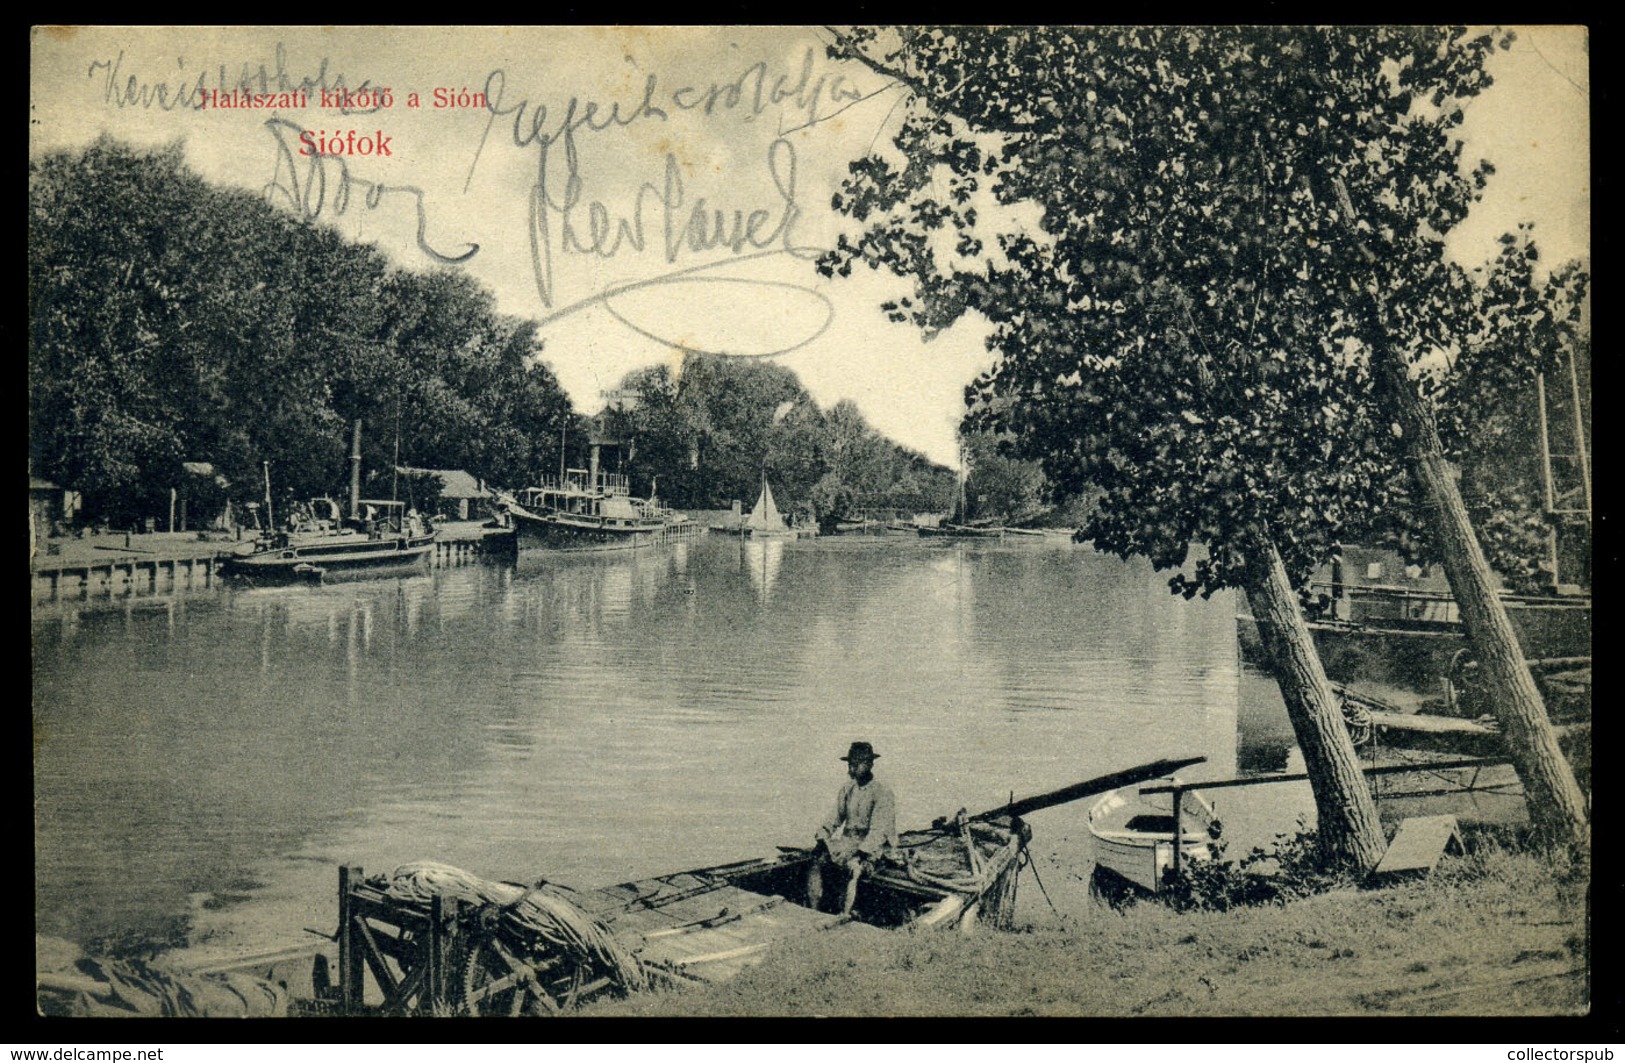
[1242,529,1387,871]
[1376,356,1590,848]
[1328,175,1589,849]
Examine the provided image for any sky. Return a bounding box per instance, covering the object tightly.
[29,26,1589,470]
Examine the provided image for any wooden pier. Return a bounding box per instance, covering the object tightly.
[659,519,706,544]
[32,524,521,603]
[430,524,516,566]
[31,552,222,602]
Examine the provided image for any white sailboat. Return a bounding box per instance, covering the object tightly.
[742,472,796,538]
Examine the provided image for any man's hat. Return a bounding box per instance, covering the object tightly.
[840,741,879,762]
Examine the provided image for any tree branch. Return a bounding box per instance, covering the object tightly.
[822,26,1062,137]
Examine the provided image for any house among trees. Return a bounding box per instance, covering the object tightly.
[30,475,79,556]
[395,467,496,522]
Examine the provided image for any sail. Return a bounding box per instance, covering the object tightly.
[745,479,788,532]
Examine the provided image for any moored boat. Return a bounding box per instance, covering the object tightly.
[1236,592,1590,699]
[223,421,437,585]
[916,522,1005,539]
[301,816,1026,1015]
[1333,682,1509,758]
[831,515,888,534]
[740,474,796,538]
[508,469,693,551]
[1088,777,1219,893]
[223,497,435,584]
[285,757,1201,1015]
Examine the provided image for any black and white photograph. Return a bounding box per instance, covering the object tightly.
[30,26,1591,1024]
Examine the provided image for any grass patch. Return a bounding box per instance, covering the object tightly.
[583,834,1588,1017]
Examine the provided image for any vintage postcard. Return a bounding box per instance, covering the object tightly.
[30,26,1590,1026]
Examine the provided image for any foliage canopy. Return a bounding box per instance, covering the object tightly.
[819,26,1588,594]
[608,353,958,521]
[30,138,578,524]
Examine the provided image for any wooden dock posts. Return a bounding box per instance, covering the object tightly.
[659,520,705,544]
[32,528,520,603]
[30,554,220,602]
[431,538,483,566]
[431,527,516,567]
[430,532,518,565]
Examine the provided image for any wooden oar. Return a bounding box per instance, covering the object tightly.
[970,756,1207,821]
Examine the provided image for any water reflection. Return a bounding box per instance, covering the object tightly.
[739,538,785,603]
[36,537,1249,960]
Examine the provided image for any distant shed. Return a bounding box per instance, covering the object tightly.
[30,476,80,553]
[395,467,493,521]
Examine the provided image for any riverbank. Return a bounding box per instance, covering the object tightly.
[584,839,1588,1017]
[32,529,241,569]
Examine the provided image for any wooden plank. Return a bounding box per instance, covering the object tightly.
[609,884,778,932]
[915,895,965,928]
[1373,815,1465,876]
[633,894,741,924]
[381,956,429,1015]
[1139,757,1514,794]
[179,943,327,977]
[426,894,457,1010]
[1368,711,1497,737]
[352,915,401,998]
[979,757,1206,820]
[641,897,786,940]
[337,865,364,1012]
[675,941,774,966]
[610,874,731,914]
[635,903,871,977]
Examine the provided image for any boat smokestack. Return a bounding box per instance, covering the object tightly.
[350,419,363,520]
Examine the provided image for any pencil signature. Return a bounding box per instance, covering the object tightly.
[87,42,377,112]
[477,53,882,356]
[262,117,478,265]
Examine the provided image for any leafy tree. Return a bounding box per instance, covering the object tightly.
[612,354,961,523]
[31,140,200,524]
[1438,294,1590,594]
[30,138,580,524]
[766,395,831,522]
[820,26,1587,861]
[961,430,1048,524]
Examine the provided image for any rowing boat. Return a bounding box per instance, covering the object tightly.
[1087,777,1219,893]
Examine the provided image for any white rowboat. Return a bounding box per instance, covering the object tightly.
[1087,778,1218,892]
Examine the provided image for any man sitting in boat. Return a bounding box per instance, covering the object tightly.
[807,741,898,915]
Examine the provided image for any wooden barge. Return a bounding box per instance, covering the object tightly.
[300,758,1201,1015]
[310,817,1026,1015]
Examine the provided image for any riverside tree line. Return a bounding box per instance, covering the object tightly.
[28,139,967,529]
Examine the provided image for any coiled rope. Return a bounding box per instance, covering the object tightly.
[902,815,1000,894]
[903,850,985,893]
[383,862,648,994]
[1339,694,1374,747]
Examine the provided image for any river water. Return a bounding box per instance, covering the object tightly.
[35,534,1296,962]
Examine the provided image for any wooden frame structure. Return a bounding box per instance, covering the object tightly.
[1140,755,1515,880]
